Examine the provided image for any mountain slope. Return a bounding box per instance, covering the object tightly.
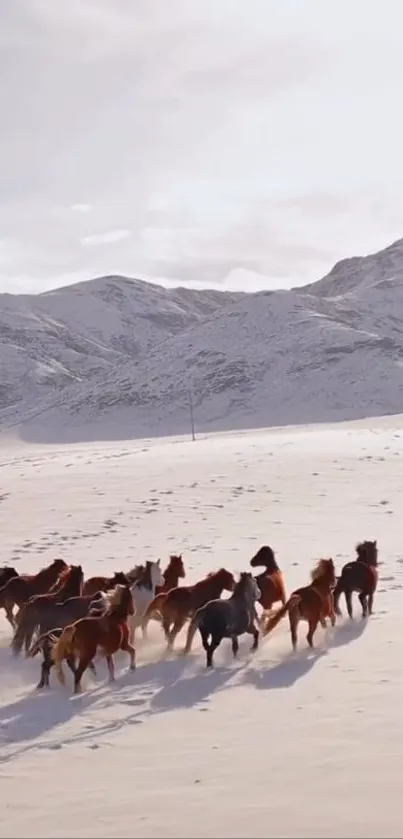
[2,237,403,443]
[0,275,242,418]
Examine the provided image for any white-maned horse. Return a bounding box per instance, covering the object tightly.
[129,559,164,642]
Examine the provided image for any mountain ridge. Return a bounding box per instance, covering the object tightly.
[1,238,403,443]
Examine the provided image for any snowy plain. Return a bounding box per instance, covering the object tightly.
[0,414,403,838]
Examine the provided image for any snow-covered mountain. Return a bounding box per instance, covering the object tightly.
[2,238,403,443]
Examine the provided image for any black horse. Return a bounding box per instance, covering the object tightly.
[333,540,378,619]
[183,572,261,667]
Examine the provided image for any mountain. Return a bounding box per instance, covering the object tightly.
[0,275,242,423]
[2,238,403,443]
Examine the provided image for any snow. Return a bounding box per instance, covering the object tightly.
[0,414,402,838]
[2,236,403,444]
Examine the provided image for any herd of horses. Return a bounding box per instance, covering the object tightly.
[0,539,378,693]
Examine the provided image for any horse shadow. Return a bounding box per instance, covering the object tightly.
[130,648,239,714]
[242,616,369,692]
[0,653,138,764]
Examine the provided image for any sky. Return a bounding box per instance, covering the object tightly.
[1,0,403,295]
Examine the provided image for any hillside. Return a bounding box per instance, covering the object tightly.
[0,276,242,422]
[2,237,403,442]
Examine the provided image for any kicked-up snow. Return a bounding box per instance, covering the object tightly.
[0,415,402,837]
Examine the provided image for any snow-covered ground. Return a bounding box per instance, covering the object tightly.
[0,414,402,838]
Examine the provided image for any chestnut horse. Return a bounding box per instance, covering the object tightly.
[0,558,67,630]
[11,564,84,656]
[82,570,130,597]
[28,595,107,689]
[249,546,287,621]
[333,540,378,619]
[149,567,235,651]
[262,558,337,650]
[140,554,186,637]
[52,584,135,693]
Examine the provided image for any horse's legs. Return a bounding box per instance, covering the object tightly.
[358,592,368,619]
[24,625,36,657]
[4,602,15,630]
[74,651,95,694]
[162,615,172,644]
[306,616,319,648]
[128,615,136,645]
[37,660,48,689]
[344,588,353,619]
[368,591,374,615]
[231,635,239,658]
[289,610,299,650]
[106,655,115,683]
[247,623,259,651]
[200,631,220,668]
[167,616,187,650]
[120,636,136,671]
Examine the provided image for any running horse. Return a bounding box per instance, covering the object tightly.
[333,540,378,619]
[149,567,235,651]
[141,554,186,637]
[249,545,286,625]
[82,570,130,597]
[0,558,68,630]
[52,584,135,693]
[262,558,337,650]
[184,572,261,666]
[11,564,84,656]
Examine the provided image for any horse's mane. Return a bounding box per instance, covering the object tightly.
[310,558,332,581]
[47,565,71,593]
[103,583,127,611]
[126,564,145,584]
[195,568,227,586]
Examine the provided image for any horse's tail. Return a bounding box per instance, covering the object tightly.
[182,607,203,655]
[141,591,168,634]
[261,594,301,637]
[28,629,61,658]
[0,579,12,608]
[51,625,76,685]
[10,601,38,657]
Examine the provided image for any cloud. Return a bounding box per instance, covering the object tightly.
[71,203,92,213]
[1,1,403,294]
[81,229,132,246]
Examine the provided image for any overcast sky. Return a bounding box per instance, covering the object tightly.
[1,0,403,294]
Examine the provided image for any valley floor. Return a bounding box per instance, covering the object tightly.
[0,416,403,837]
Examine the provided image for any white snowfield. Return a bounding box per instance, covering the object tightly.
[0,414,402,838]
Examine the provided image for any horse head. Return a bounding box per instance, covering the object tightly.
[250,546,279,573]
[356,540,378,567]
[168,554,185,579]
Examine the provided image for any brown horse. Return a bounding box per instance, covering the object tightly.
[0,566,19,589]
[11,564,84,656]
[0,558,67,630]
[148,567,235,651]
[82,570,130,597]
[52,584,135,693]
[250,546,287,619]
[333,540,378,619]
[262,558,337,650]
[140,554,186,637]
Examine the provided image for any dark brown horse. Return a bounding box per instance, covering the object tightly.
[262,558,337,650]
[333,540,378,619]
[0,566,19,589]
[140,554,186,637]
[148,567,235,651]
[250,546,287,618]
[82,570,129,596]
[11,564,84,656]
[52,584,135,693]
[0,558,67,630]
